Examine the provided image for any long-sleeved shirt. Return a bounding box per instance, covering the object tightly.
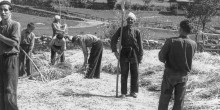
[20,29,35,50]
[159,36,197,73]
[111,26,143,62]
[49,37,66,51]
[0,19,20,55]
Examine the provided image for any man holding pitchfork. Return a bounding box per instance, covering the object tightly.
[111,12,143,98]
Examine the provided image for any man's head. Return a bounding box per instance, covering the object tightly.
[56,33,64,40]
[0,1,12,20]
[179,20,192,35]
[27,22,35,33]
[54,15,61,22]
[126,12,136,27]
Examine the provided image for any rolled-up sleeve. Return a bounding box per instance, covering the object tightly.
[158,39,171,63]
[11,22,21,45]
[111,27,121,52]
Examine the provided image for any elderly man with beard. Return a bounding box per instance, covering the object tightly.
[0,1,21,110]
[111,12,143,98]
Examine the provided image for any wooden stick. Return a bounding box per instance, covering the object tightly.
[20,47,47,82]
[116,0,126,98]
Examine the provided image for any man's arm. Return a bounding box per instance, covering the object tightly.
[79,39,88,69]
[111,27,121,59]
[0,22,20,47]
[60,39,66,54]
[30,33,35,51]
[52,23,65,33]
[136,30,143,63]
[158,39,171,63]
[49,39,58,52]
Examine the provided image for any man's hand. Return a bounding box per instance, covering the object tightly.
[114,52,120,59]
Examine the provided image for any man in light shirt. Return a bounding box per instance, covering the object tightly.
[49,33,66,65]
[19,22,35,79]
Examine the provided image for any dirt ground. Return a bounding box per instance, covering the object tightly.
[17,49,160,110]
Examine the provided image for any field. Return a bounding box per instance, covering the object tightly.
[13,6,220,110]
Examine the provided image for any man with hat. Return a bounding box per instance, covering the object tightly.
[111,12,143,98]
[0,1,20,110]
[51,15,67,38]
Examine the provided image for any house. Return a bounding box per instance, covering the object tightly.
[167,0,194,15]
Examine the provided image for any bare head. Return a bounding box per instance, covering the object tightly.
[0,1,12,21]
[27,22,35,33]
[179,20,192,36]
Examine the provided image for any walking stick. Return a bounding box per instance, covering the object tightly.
[116,0,126,98]
[20,47,47,82]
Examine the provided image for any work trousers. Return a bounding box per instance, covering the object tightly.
[0,54,19,110]
[19,45,32,77]
[158,68,188,110]
[51,45,65,65]
[86,40,103,78]
[120,47,139,95]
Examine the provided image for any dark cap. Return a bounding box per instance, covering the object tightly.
[0,1,12,10]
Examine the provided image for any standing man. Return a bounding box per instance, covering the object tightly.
[158,20,197,110]
[111,12,143,98]
[51,15,67,38]
[0,1,20,110]
[19,22,35,79]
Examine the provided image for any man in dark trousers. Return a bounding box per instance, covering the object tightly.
[158,20,197,110]
[111,12,143,98]
[0,1,21,110]
[49,33,66,65]
[19,22,35,79]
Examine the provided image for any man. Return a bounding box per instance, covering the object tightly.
[158,20,197,110]
[19,22,35,79]
[111,12,143,98]
[49,33,66,65]
[66,34,103,79]
[51,15,67,38]
[0,1,20,110]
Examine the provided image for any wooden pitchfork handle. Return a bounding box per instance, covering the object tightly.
[20,47,47,82]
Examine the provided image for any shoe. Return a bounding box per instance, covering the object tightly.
[130,93,137,98]
[120,94,126,98]
[28,76,36,80]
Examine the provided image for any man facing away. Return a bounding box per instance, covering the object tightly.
[19,22,35,79]
[0,1,21,110]
[111,12,143,98]
[158,20,197,110]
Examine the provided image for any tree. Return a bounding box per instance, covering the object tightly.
[107,0,117,9]
[185,0,220,41]
[142,0,151,6]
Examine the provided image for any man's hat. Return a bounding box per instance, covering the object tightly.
[54,15,61,20]
[127,12,137,21]
[0,0,12,10]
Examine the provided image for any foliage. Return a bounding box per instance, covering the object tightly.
[107,0,117,9]
[185,0,220,31]
[142,0,152,6]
